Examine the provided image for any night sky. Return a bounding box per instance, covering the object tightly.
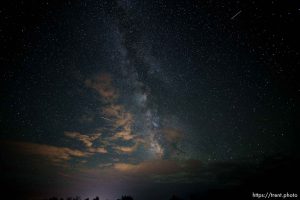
[1,0,299,199]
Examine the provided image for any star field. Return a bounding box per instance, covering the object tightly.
[0,0,299,199]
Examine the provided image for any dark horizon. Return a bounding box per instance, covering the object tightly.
[1,0,299,199]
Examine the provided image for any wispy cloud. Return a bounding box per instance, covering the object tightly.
[102,104,124,118]
[102,105,134,131]
[88,147,108,154]
[1,140,92,165]
[103,105,136,142]
[85,73,118,102]
[113,112,133,129]
[110,130,135,141]
[71,159,203,184]
[161,127,185,156]
[114,159,202,176]
[64,131,101,148]
[84,73,160,156]
[163,128,183,143]
[113,142,141,154]
[64,131,107,154]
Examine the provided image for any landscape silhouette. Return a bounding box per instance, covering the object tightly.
[38,155,300,200]
[44,195,187,200]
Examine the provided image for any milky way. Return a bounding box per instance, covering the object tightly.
[1,0,298,199]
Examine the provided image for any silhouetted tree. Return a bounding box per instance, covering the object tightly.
[93,197,99,200]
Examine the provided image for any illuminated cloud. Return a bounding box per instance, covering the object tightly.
[64,131,101,148]
[85,73,118,102]
[64,131,107,154]
[114,159,202,175]
[2,140,91,165]
[110,130,135,141]
[102,104,135,142]
[50,159,203,184]
[102,104,124,118]
[114,163,136,171]
[102,104,133,128]
[161,127,185,156]
[113,112,133,129]
[113,141,141,154]
[88,147,108,154]
[83,73,162,157]
[163,128,183,143]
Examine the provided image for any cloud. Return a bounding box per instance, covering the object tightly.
[85,73,118,102]
[64,131,101,148]
[102,104,124,118]
[114,143,140,154]
[64,131,107,154]
[160,128,185,156]
[88,147,108,154]
[114,159,202,176]
[102,104,136,142]
[110,130,135,141]
[98,163,113,168]
[1,140,91,165]
[162,128,183,143]
[84,73,161,157]
[113,138,144,154]
[113,112,133,129]
[72,159,201,186]
[101,105,133,129]
[114,163,136,171]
